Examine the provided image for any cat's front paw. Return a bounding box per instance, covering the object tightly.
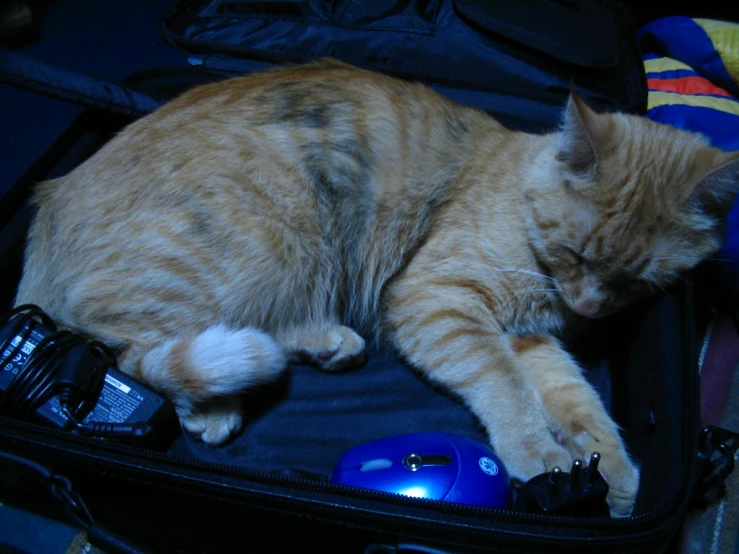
[596,451,640,518]
[495,430,574,486]
[179,396,243,446]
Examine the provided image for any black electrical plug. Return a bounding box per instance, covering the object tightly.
[513,453,611,517]
[53,339,106,421]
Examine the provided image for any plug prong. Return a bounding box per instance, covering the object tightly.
[587,452,601,483]
[570,459,583,484]
[589,452,601,472]
[547,466,563,497]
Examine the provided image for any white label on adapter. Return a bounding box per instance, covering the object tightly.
[21,342,35,355]
[105,373,131,394]
[2,330,45,376]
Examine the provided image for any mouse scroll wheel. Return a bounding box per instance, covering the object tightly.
[402,453,452,471]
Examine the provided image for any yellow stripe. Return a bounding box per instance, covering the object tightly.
[644,57,693,74]
[694,18,739,85]
[648,90,739,115]
[694,18,739,34]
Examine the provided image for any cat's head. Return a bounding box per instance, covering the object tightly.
[524,92,739,318]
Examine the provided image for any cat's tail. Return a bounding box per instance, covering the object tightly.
[132,325,287,414]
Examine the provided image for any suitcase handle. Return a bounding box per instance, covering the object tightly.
[0,48,160,118]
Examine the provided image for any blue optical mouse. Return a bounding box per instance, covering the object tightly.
[330,432,511,509]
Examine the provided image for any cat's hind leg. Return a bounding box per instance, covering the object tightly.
[274,323,367,371]
[121,325,287,445]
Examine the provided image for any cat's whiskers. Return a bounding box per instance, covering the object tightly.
[660,270,690,285]
[500,287,556,311]
[490,268,557,285]
[652,256,696,262]
[651,279,683,313]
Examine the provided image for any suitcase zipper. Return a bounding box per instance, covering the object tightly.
[0,413,682,531]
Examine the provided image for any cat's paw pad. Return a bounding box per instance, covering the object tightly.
[179,397,243,446]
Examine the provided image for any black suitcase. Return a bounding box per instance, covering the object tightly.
[0,2,734,552]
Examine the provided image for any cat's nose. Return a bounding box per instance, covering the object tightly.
[572,298,600,318]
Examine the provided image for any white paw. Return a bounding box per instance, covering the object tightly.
[179,397,243,446]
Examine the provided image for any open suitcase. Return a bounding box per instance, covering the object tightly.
[0,1,737,552]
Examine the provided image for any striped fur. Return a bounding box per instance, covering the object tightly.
[14,59,739,517]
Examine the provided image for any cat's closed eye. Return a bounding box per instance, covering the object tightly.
[561,246,586,265]
[606,274,652,294]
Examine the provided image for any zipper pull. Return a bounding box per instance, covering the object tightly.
[694,425,739,508]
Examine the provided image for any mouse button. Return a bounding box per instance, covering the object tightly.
[360,459,393,472]
[333,442,392,471]
[342,435,416,465]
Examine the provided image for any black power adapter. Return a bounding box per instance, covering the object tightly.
[0,305,177,450]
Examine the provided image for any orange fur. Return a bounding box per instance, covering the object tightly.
[15,59,739,517]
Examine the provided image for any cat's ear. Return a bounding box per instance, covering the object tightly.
[557,90,600,177]
[687,152,739,219]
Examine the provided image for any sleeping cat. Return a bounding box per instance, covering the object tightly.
[14,59,739,518]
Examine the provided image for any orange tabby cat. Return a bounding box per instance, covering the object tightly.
[15,59,739,518]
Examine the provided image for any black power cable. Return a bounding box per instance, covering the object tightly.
[0,304,152,439]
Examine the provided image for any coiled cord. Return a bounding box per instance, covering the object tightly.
[1,304,151,438]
